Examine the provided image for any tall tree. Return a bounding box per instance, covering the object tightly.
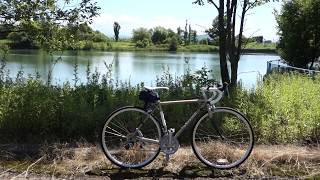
[276,0,320,69]
[184,20,189,45]
[188,24,192,44]
[192,30,198,44]
[113,22,121,42]
[177,27,183,44]
[194,0,275,85]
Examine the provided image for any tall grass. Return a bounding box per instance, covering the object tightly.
[228,73,320,143]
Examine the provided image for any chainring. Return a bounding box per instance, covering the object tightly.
[160,134,180,155]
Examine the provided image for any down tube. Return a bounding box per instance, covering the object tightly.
[174,109,202,138]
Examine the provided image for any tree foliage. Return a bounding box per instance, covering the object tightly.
[6,22,108,50]
[0,0,100,51]
[168,36,179,51]
[276,0,320,68]
[151,26,168,44]
[132,28,151,48]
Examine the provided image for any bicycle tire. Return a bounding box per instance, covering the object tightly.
[101,106,161,168]
[191,107,254,169]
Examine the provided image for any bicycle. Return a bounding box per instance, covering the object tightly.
[101,83,254,169]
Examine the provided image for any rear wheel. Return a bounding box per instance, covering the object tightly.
[191,107,254,169]
[101,106,161,168]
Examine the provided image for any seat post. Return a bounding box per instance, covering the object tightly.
[158,103,168,133]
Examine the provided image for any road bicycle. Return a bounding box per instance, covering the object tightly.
[101,83,254,169]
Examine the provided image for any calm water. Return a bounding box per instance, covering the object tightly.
[5,50,279,88]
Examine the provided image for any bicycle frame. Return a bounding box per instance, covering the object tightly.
[136,87,224,144]
[157,98,207,138]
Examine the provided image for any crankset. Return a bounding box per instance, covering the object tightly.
[160,128,180,155]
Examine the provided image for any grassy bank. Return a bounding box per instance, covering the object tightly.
[0,56,319,144]
[230,73,320,143]
[0,39,277,53]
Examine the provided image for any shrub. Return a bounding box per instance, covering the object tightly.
[132,28,151,43]
[226,73,320,143]
[167,36,179,51]
[135,38,150,48]
[151,26,168,44]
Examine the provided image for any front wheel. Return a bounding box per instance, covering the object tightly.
[101,106,161,168]
[191,107,254,169]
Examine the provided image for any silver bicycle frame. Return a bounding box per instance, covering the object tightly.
[137,87,224,143]
[158,98,206,138]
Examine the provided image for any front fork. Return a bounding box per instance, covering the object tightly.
[207,105,225,140]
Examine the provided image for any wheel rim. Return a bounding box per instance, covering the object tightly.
[192,108,253,169]
[102,108,161,168]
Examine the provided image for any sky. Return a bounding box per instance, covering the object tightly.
[91,0,283,41]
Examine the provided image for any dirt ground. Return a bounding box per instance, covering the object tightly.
[0,143,319,179]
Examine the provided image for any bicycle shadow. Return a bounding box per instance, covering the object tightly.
[85,165,243,179]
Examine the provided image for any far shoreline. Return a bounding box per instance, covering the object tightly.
[1,40,278,54]
[6,47,278,54]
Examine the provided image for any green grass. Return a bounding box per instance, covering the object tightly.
[178,44,219,52]
[245,42,277,50]
[0,39,10,44]
[228,73,320,143]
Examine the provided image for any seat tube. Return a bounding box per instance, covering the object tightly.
[158,103,168,133]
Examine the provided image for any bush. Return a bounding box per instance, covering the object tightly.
[82,40,94,50]
[92,31,109,42]
[135,38,150,48]
[151,26,168,44]
[132,28,151,43]
[7,32,38,49]
[167,36,179,51]
[226,73,320,143]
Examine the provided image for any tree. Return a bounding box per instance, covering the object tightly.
[188,24,192,44]
[205,16,223,45]
[132,28,151,48]
[113,22,121,42]
[7,31,37,49]
[191,30,198,44]
[177,27,183,44]
[276,0,320,68]
[194,0,275,86]
[151,26,168,44]
[0,0,100,51]
[168,36,179,51]
[184,20,189,45]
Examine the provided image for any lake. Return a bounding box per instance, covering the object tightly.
[4,50,280,88]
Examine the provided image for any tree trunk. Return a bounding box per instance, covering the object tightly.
[218,0,230,84]
[231,60,238,85]
[230,0,247,86]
